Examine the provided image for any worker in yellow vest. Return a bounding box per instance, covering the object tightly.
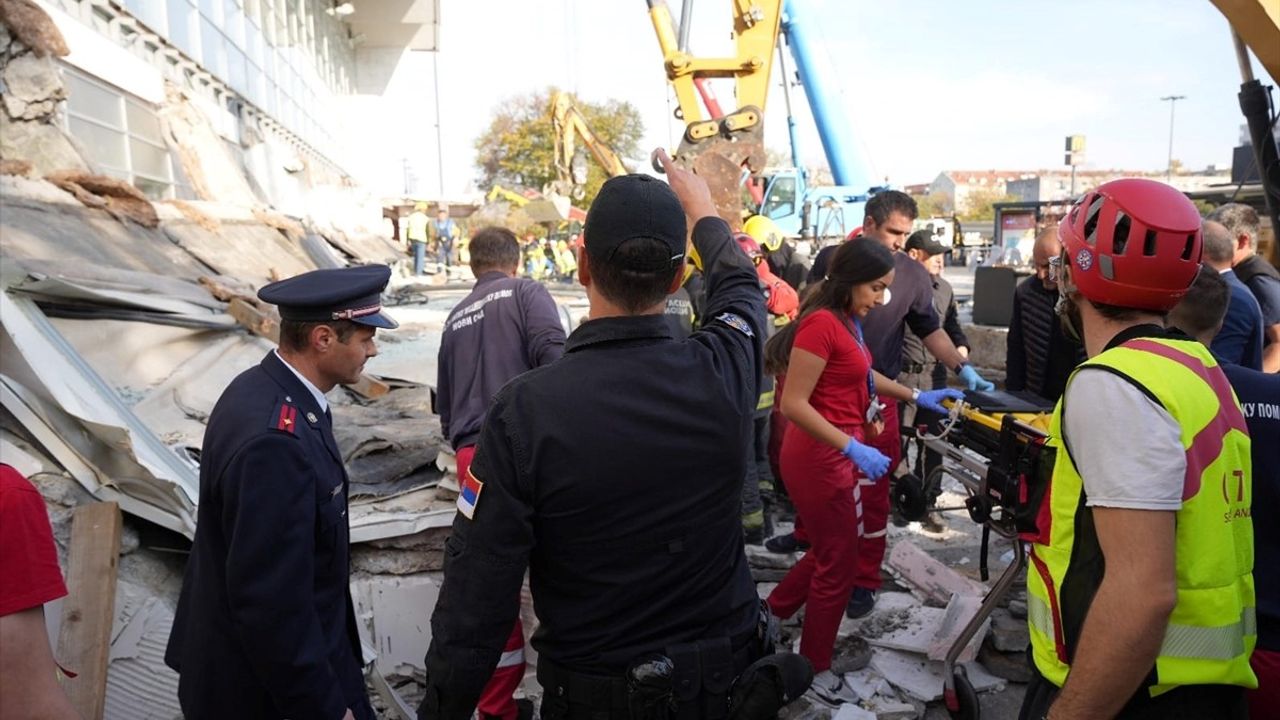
[406,202,430,276]
[1020,178,1255,719]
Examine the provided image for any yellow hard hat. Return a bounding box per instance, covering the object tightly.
[744,215,784,253]
[414,201,428,211]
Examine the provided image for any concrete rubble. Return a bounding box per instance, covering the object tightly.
[0,3,1033,714]
[755,472,1032,717]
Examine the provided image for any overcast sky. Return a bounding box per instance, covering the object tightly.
[375,0,1277,196]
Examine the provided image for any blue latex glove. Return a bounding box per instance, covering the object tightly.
[958,364,995,392]
[917,388,964,415]
[842,437,890,480]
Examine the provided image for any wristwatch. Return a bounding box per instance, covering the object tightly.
[910,387,921,404]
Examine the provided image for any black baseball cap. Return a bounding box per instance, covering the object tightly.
[904,230,948,256]
[583,174,686,271]
[258,265,399,329]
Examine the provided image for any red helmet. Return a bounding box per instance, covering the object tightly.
[1058,178,1202,312]
[734,232,764,262]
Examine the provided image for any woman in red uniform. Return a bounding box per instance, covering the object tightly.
[765,239,961,703]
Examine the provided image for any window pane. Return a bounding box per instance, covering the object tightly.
[200,18,226,76]
[64,72,123,127]
[129,138,172,179]
[133,176,172,200]
[126,100,163,143]
[223,0,245,48]
[167,0,198,57]
[227,46,247,94]
[69,117,128,171]
[126,0,168,34]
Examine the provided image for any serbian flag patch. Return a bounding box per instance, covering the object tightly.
[457,469,484,520]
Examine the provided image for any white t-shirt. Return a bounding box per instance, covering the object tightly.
[1062,369,1185,511]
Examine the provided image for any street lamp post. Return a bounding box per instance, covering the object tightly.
[1160,95,1185,182]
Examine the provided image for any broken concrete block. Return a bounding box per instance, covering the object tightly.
[926,593,989,663]
[885,541,987,606]
[1007,598,1027,619]
[834,703,877,720]
[0,113,87,175]
[978,640,1032,683]
[832,634,873,673]
[2,51,63,120]
[843,667,891,701]
[777,692,833,720]
[864,699,920,720]
[352,574,440,677]
[989,608,1029,653]
[351,544,443,575]
[868,648,1004,703]
[751,566,790,583]
[746,543,798,569]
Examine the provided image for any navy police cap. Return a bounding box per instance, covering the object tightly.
[257,265,399,329]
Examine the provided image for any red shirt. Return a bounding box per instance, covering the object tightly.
[791,309,874,431]
[0,464,67,616]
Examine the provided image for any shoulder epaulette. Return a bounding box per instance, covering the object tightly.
[270,399,299,435]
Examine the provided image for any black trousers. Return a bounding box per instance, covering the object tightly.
[1017,666,1249,720]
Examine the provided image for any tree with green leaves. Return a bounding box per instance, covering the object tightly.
[959,187,1017,221]
[474,87,644,209]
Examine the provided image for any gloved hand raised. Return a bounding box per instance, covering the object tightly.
[842,437,890,480]
[957,364,995,392]
[917,388,964,415]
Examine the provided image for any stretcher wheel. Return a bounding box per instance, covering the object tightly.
[892,473,928,522]
[947,666,981,720]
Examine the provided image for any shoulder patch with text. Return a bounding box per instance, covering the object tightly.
[713,312,755,338]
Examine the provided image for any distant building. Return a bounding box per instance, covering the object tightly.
[927,170,1034,216]
[28,0,439,223]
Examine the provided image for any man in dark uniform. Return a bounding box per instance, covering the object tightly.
[437,226,566,720]
[419,152,793,720]
[165,265,398,720]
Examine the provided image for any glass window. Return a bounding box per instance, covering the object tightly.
[129,138,171,179]
[198,0,221,24]
[245,18,264,65]
[126,99,163,143]
[200,18,226,76]
[133,176,172,200]
[167,0,198,57]
[227,46,247,93]
[763,176,798,219]
[64,71,123,126]
[126,0,168,35]
[69,117,128,172]
[223,0,245,48]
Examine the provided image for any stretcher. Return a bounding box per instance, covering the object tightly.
[892,390,1057,720]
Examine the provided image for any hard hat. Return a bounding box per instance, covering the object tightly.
[1058,178,1202,312]
[414,201,428,211]
[744,215,785,253]
[734,232,764,262]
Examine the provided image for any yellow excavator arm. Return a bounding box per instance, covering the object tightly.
[1209,0,1280,80]
[549,90,630,199]
[646,0,782,227]
[486,185,531,207]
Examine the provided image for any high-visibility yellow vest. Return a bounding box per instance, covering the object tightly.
[1026,336,1256,697]
[406,211,429,242]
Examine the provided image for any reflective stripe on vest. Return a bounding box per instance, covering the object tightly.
[1160,607,1256,661]
[1026,336,1256,695]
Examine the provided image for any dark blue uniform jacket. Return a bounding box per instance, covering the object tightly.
[419,217,767,720]
[437,272,566,451]
[165,351,371,720]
